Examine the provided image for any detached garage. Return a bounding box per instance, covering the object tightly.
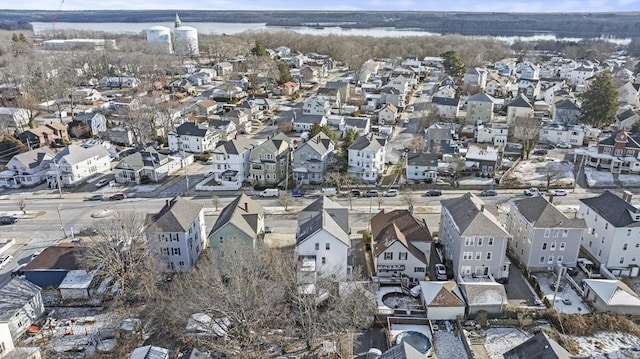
[22,245,80,287]
[59,270,95,300]
[419,281,466,320]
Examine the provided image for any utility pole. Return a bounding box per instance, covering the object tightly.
[284,147,291,191]
[182,150,189,195]
[551,265,566,308]
[54,160,63,199]
[56,204,67,239]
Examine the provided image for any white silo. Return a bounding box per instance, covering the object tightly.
[146,25,173,54]
[174,26,199,56]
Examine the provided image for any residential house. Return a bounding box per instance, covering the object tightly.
[48,144,111,187]
[463,67,488,89]
[439,193,511,279]
[418,281,466,320]
[507,196,585,271]
[273,81,300,96]
[207,119,237,141]
[0,277,44,341]
[213,62,233,77]
[538,123,586,147]
[406,152,438,182]
[584,130,640,173]
[18,123,69,148]
[569,63,596,89]
[303,96,331,117]
[465,93,495,125]
[465,143,503,175]
[380,87,406,109]
[222,109,252,134]
[324,81,350,105]
[301,65,319,83]
[377,103,398,125]
[578,191,640,274]
[424,122,458,153]
[168,122,218,154]
[114,147,181,184]
[109,125,136,146]
[68,88,102,105]
[617,81,640,109]
[295,196,351,281]
[327,115,345,131]
[0,321,41,359]
[0,147,54,188]
[186,72,211,86]
[192,99,218,117]
[343,117,370,137]
[616,108,640,130]
[129,346,169,359]
[75,113,107,135]
[431,97,460,119]
[517,78,541,102]
[316,87,341,109]
[458,278,508,316]
[237,101,263,122]
[248,134,291,186]
[475,124,508,147]
[226,74,249,91]
[210,138,262,185]
[293,132,335,185]
[582,279,640,316]
[98,76,140,88]
[614,67,634,83]
[145,197,206,273]
[0,107,29,132]
[503,332,573,359]
[371,209,432,283]
[293,114,327,133]
[505,94,534,126]
[433,85,456,98]
[552,99,581,125]
[347,135,386,182]
[208,194,265,249]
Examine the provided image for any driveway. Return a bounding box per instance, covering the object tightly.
[504,266,539,306]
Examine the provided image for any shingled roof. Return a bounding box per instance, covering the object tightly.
[209,193,264,239]
[503,332,572,359]
[440,193,509,237]
[146,197,203,233]
[580,191,640,228]
[512,196,585,228]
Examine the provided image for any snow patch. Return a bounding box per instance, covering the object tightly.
[584,168,615,187]
[433,331,469,359]
[568,332,640,359]
[483,328,532,359]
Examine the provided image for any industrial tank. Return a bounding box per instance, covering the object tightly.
[174,26,199,56]
[146,26,172,54]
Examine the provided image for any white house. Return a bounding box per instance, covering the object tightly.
[347,135,386,182]
[539,123,586,146]
[295,197,351,282]
[505,94,534,126]
[583,279,640,316]
[145,197,207,273]
[569,63,596,89]
[0,147,54,188]
[578,191,640,276]
[418,281,466,320]
[0,277,44,341]
[387,74,411,94]
[343,117,370,137]
[293,114,327,133]
[75,113,107,135]
[377,103,398,125]
[109,125,136,146]
[406,152,439,182]
[463,67,488,89]
[439,193,511,280]
[380,87,406,109]
[168,122,218,154]
[616,108,640,131]
[0,107,30,132]
[552,99,581,125]
[431,97,460,119]
[114,147,182,184]
[465,143,503,175]
[475,123,508,147]
[465,93,495,125]
[210,138,263,185]
[48,144,111,187]
[98,76,140,88]
[617,81,640,109]
[302,96,331,117]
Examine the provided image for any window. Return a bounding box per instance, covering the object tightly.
[624,243,628,250]
[326,243,330,250]
[542,242,547,250]
[475,252,482,260]
[550,242,556,251]
[620,257,625,264]
[477,237,483,246]
[315,243,319,250]
[562,229,569,238]
[322,257,326,265]
[179,261,185,266]
[548,256,554,264]
[540,256,545,264]
[488,238,494,246]
[486,252,492,260]
[464,238,474,246]
[463,252,473,260]
[560,242,566,251]
[414,267,425,272]
[557,256,563,263]
[628,230,633,236]
[399,252,408,260]
[171,248,181,256]
[605,223,608,230]
[544,229,550,238]
[219,236,223,244]
[384,252,393,260]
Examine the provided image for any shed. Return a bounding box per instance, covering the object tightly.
[458,280,508,316]
[129,345,169,359]
[0,277,44,340]
[583,279,640,317]
[21,245,80,287]
[59,270,95,300]
[419,281,466,320]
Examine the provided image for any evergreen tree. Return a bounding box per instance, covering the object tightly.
[579,71,618,128]
[309,123,337,143]
[251,39,267,57]
[277,62,292,84]
[440,50,466,78]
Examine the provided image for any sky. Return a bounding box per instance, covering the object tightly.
[2,0,640,12]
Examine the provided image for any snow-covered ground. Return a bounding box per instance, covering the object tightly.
[584,168,615,187]
[433,331,469,359]
[483,328,531,359]
[458,177,494,186]
[503,159,574,187]
[532,272,590,314]
[129,184,161,193]
[376,286,403,315]
[568,332,640,359]
[618,174,640,187]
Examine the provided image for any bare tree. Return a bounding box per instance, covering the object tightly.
[513,117,541,159]
[278,192,292,211]
[377,196,384,210]
[211,196,220,211]
[406,134,425,153]
[402,193,416,214]
[16,196,26,214]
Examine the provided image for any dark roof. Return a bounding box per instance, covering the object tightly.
[512,196,585,228]
[117,147,168,171]
[295,114,325,124]
[146,197,203,233]
[175,122,208,137]
[440,193,509,236]
[214,138,261,155]
[344,117,369,129]
[508,94,533,108]
[503,332,572,359]
[317,87,339,96]
[209,193,264,238]
[371,210,431,262]
[598,130,640,148]
[432,96,460,106]
[407,152,438,167]
[75,113,103,122]
[554,99,580,111]
[22,245,79,271]
[616,108,638,121]
[298,196,349,235]
[580,191,640,228]
[467,93,494,103]
[324,81,348,89]
[349,136,386,151]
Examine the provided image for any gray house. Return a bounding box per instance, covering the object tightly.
[439,193,510,280]
[552,99,581,125]
[208,194,265,250]
[293,132,335,185]
[0,277,44,340]
[75,113,107,135]
[507,196,585,271]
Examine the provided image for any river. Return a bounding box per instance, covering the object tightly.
[30,22,631,45]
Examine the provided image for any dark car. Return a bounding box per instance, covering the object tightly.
[532,149,548,156]
[86,194,103,201]
[480,190,498,197]
[425,190,442,197]
[109,193,127,201]
[292,189,305,197]
[364,190,379,197]
[350,189,361,197]
[0,216,17,225]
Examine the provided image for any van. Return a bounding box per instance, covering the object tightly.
[259,188,279,197]
[321,187,337,196]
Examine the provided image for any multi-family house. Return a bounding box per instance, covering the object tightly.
[505,94,534,126]
[48,144,111,187]
[439,193,510,279]
[507,196,585,271]
[465,143,503,175]
[213,62,233,77]
[347,135,386,182]
[463,67,488,89]
[191,99,218,117]
[99,76,140,88]
[222,109,252,134]
[207,119,237,141]
[0,277,44,341]
[380,87,406,109]
[431,97,460,119]
[475,123,508,147]
[248,134,291,186]
[114,147,181,184]
[186,72,211,86]
[569,63,596,89]
[584,130,640,173]
[617,81,640,109]
[237,101,263,122]
[293,132,335,185]
[343,117,370,137]
[616,108,640,131]
[387,74,411,94]
[370,209,432,283]
[145,197,206,273]
[295,196,351,281]
[293,114,327,133]
[324,81,350,105]
[0,147,54,188]
[75,113,107,135]
[208,193,265,249]
[210,138,262,185]
[465,93,495,125]
[552,99,581,125]
[406,152,438,182]
[316,87,341,109]
[18,123,68,148]
[424,122,458,153]
[377,103,398,125]
[273,81,300,96]
[578,191,640,275]
[302,96,331,117]
[168,122,218,154]
[538,123,586,146]
[0,107,29,133]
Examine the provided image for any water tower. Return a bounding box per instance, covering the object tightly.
[174,26,199,56]
[146,26,172,54]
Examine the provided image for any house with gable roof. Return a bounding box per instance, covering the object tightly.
[47,144,111,187]
[578,191,640,273]
[465,143,503,175]
[0,147,54,188]
[616,107,640,130]
[440,193,511,279]
[75,113,107,135]
[0,107,29,133]
[505,94,534,126]
[418,281,466,320]
[465,93,495,125]
[503,332,573,359]
[458,278,508,316]
[584,130,640,173]
[569,63,596,89]
[210,138,263,185]
[405,152,438,182]
[582,279,640,316]
[302,96,331,117]
[221,109,252,134]
[431,96,460,119]
[295,196,351,281]
[380,87,406,109]
[343,117,370,137]
[248,134,291,186]
[145,197,206,273]
[371,209,432,283]
[114,147,181,184]
[293,114,327,133]
[168,122,218,154]
[0,277,44,341]
[463,67,488,89]
[293,132,335,185]
[507,196,585,271]
[347,135,386,182]
[208,193,265,249]
[552,99,581,125]
[18,123,69,148]
[129,345,170,359]
[377,103,398,125]
[617,81,640,109]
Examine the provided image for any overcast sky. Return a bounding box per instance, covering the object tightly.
[2,0,640,12]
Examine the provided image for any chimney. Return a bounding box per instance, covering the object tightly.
[315,135,320,144]
[549,194,554,204]
[244,202,248,212]
[165,199,170,208]
[480,204,485,212]
[623,190,633,203]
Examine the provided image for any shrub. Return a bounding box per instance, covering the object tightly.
[362,230,372,244]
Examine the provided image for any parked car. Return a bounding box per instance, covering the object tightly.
[425,189,442,197]
[291,189,305,197]
[550,189,568,196]
[0,216,18,225]
[350,189,361,197]
[0,255,12,269]
[556,142,572,149]
[533,149,548,156]
[95,179,109,188]
[524,187,540,196]
[435,263,447,280]
[364,190,379,197]
[383,189,399,197]
[406,105,415,113]
[85,194,103,201]
[109,193,127,201]
[264,226,273,234]
[480,190,498,197]
[259,188,279,197]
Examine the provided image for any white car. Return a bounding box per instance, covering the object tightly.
[406,106,415,113]
[556,142,572,149]
[524,187,540,196]
[550,189,568,196]
[435,264,447,280]
[383,189,399,197]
